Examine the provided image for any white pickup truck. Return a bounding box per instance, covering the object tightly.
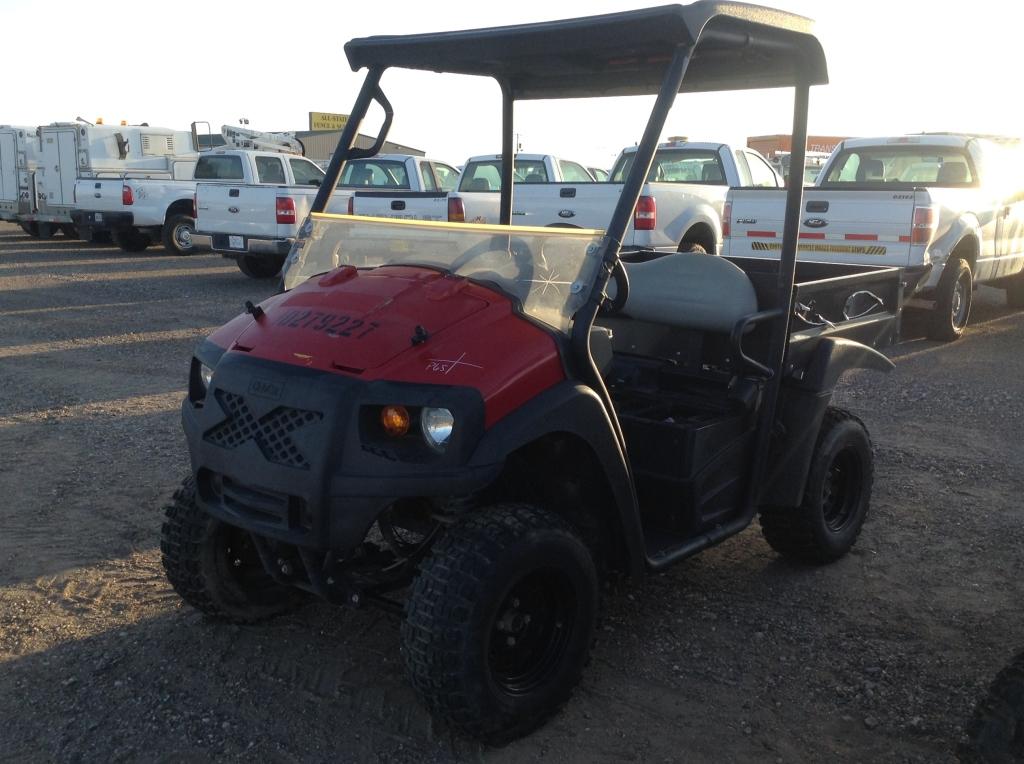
[193,150,327,277]
[202,153,455,277]
[722,134,1024,340]
[447,142,782,253]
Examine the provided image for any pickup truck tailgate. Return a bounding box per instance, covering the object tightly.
[196,183,293,239]
[731,189,919,268]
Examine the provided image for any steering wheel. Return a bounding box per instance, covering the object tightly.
[449,234,534,295]
[599,259,629,315]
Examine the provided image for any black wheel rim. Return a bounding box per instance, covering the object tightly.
[822,447,863,532]
[489,568,575,695]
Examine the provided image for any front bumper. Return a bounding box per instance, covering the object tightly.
[184,351,495,553]
[204,232,292,257]
[71,210,132,229]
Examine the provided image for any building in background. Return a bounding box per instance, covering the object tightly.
[747,134,849,159]
[295,131,424,163]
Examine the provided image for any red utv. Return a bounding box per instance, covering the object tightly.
[161,2,903,743]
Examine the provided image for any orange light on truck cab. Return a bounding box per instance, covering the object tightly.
[381,405,411,437]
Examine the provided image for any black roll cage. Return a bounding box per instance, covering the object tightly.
[309,2,829,545]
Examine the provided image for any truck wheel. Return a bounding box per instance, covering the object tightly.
[36,222,55,240]
[402,503,598,743]
[928,257,972,341]
[961,651,1024,762]
[113,227,151,253]
[160,476,300,623]
[58,224,78,239]
[162,214,197,255]
[1005,273,1024,309]
[19,222,39,237]
[759,408,872,564]
[237,255,285,279]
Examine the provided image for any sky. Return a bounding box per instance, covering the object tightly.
[4,0,1022,169]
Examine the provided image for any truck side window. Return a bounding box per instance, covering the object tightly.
[432,163,459,192]
[289,158,326,186]
[194,155,243,181]
[256,157,286,184]
[559,160,593,182]
[745,152,780,187]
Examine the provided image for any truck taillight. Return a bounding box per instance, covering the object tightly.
[448,196,466,223]
[911,205,936,245]
[634,195,656,231]
[722,200,732,239]
[347,196,354,215]
[276,196,296,225]
[191,193,197,219]
[122,184,134,206]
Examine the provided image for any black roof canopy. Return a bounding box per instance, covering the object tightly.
[344,2,828,100]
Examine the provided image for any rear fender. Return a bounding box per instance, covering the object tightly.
[469,381,644,577]
[760,337,892,507]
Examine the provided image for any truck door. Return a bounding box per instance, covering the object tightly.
[0,131,16,205]
[40,129,77,207]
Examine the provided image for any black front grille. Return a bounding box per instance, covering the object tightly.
[204,390,322,469]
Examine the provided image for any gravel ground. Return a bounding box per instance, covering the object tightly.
[1,220,1022,762]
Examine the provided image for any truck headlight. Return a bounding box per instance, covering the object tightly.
[421,407,454,449]
[200,363,214,391]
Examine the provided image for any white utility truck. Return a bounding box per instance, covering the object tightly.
[21,122,195,241]
[723,134,1024,340]
[197,152,456,277]
[446,141,782,253]
[72,125,308,254]
[0,126,42,231]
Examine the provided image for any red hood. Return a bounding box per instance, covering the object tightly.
[231,266,489,373]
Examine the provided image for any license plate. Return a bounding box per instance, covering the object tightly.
[229,235,244,250]
[94,212,103,222]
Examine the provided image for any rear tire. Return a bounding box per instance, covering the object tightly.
[928,257,972,341]
[19,222,39,237]
[402,503,598,743]
[58,223,78,239]
[36,222,55,240]
[113,227,151,253]
[162,214,197,255]
[961,651,1024,762]
[237,254,285,279]
[160,476,300,623]
[760,408,873,564]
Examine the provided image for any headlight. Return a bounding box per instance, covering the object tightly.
[200,363,214,390]
[421,407,454,449]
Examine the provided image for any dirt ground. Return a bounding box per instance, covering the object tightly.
[1,220,1022,762]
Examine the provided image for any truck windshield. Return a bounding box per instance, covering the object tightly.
[611,149,725,184]
[821,146,976,186]
[283,215,605,334]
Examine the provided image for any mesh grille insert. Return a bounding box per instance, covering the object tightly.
[204,391,322,469]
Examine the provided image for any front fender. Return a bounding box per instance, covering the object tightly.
[797,336,894,395]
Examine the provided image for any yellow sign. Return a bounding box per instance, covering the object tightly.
[309,112,349,131]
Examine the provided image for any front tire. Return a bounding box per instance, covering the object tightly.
[237,254,285,279]
[160,476,300,623]
[928,257,972,341]
[162,214,197,255]
[402,504,598,743]
[760,408,873,564]
[113,227,151,253]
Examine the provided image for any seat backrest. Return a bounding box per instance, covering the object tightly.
[466,177,492,192]
[702,163,724,182]
[937,161,968,184]
[856,158,885,182]
[522,171,543,183]
[618,253,758,333]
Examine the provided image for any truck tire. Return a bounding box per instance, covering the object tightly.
[36,222,55,240]
[1005,273,1024,309]
[237,254,285,279]
[928,257,972,341]
[113,227,151,253]
[402,503,599,743]
[58,224,78,239]
[162,214,197,255]
[678,242,709,255]
[961,651,1024,762]
[759,408,872,564]
[19,222,39,237]
[160,476,300,623]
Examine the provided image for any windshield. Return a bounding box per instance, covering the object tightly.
[611,148,725,184]
[284,215,605,333]
[821,145,976,186]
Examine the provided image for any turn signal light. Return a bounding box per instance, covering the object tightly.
[722,200,732,239]
[380,405,411,437]
[448,196,466,223]
[911,206,936,246]
[122,184,134,206]
[276,196,296,224]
